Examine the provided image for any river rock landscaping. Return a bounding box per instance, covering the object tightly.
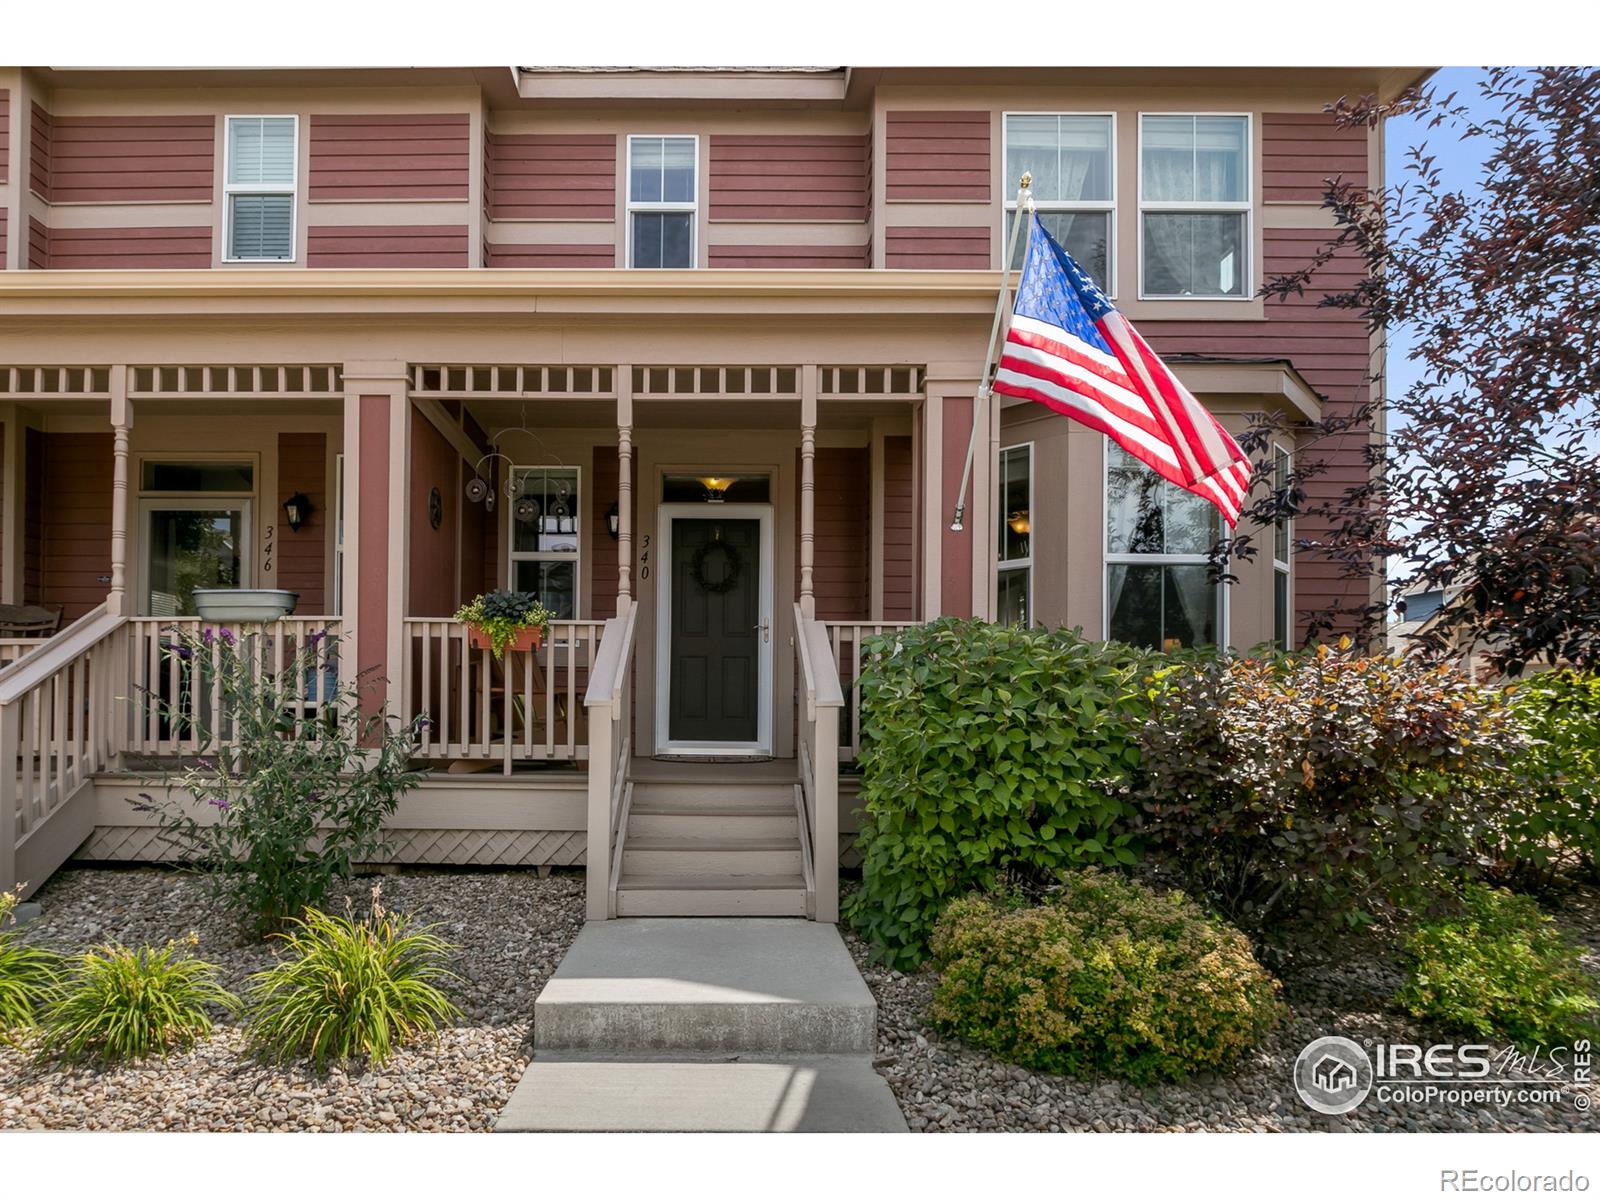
[844,881,1600,1133]
[0,866,584,1132]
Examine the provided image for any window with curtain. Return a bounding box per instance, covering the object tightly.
[225,116,297,262]
[1272,444,1292,649]
[1004,114,1114,290]
[508,466,580,619]
[1105,443,1222,649]
[628,135,697,268]
[1139,114,1249,298]
[997,444,1033,625]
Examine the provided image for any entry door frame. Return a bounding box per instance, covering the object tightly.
[653,501,775,757]
[135,497,255,617]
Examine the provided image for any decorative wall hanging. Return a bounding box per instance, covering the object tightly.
[462,406,566,519]
[429,487,443,530]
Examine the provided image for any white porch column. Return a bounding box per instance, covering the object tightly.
[617,366,633,606]
[799,365,818,620]
[107,367,132,617]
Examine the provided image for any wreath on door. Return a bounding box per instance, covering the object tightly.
[690,537,744,595]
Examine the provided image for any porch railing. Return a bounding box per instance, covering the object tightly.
[822,620,918,762]
[402,619,604,774]
[0,639,51,670]
[1,605,129,897]
[795,603,843,922]
[124,616,343,756]
[583,601,638,920]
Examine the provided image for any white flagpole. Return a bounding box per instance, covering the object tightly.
[949,173,1035,532]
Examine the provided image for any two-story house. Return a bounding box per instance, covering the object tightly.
[0,65,1423,922]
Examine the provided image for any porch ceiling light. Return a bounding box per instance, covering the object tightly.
[1007,510,1031,535]
[282,492,312,532]
[700,476,733,502]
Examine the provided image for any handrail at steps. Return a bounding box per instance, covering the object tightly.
[583,601,638,715]
[792,603,843,922]
[0,604,121,701]
[583,600,639,920]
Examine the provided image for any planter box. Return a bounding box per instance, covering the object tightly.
[466,624,544,654]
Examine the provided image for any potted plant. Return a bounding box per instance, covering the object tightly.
[453,590,554,658]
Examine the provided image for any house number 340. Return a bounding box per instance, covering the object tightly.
[639,533,650,581]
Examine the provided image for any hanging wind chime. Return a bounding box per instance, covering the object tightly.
[462,409,570,528]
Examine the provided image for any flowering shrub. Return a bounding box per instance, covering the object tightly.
[453,590,554,659]
[137,628,423,935]
[930,872,1282,1083]
[1134,639,1515,926]
[0,887,61,1039]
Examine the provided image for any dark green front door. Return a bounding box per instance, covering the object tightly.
[669,517,760,744]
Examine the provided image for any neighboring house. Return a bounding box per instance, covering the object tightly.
[0,65,1419,919]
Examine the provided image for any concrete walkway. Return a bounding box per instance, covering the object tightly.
[497,919,908,1133]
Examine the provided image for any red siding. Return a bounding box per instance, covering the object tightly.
[486,132,616,220]
[307,225,469,267]
[882,435,915,620]
[36,432,112,621]
[0,89,9,184]
[38,225,211,269]
[885,111,990,202]
[309,113,470,201]
[486,242,616,268]
[708,243,868,269]
[26,217,47,270]
[36,111,215,203]
[24,429,43,605]
[708,133,868,222]
[810,447,870,620]
[408,412,459,617]
[277,432,328,613]
[885,225,989,269]
[0,208,7,266]
[939,398,974,618]
[1263,112,1369,203]
[590,444,620,620]
[29,103,50,198]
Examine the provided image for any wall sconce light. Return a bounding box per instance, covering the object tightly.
[282,492,312,532]
[606,500,620,539]
[700,476,732,503]
[1007,510,1031,535]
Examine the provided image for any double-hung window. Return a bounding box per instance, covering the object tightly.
[508,466,580,619]
[225,115,297,262]
[997,444,1033,626]
[627,135,697,269]
[1272,444,1293,649]
[1105,443,1223,650]
[1003,114,1114,290]
[1139,114,1250,298]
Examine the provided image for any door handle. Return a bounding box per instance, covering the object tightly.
[755,617,770,643]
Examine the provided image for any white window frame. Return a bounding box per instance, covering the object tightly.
[1001,111,1117,296]
[134,453,260,618]
[997,442,1035,626]
[1136,111,1252,302]
[625,134,699,270]
[506,464,583,620]
[1101,439,1229,648]
[1272,443,1292,649]
[223,114,299,265]
[333,452,345,615]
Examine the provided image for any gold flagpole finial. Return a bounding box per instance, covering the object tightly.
[1019,170,1032,189]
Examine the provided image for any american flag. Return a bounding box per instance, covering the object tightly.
[991,214,1254,526]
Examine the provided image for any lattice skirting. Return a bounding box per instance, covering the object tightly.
[77,826,587,868]
[840,834,863,870]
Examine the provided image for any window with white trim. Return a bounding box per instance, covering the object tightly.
[1272,444,1292,649]
[1139,114,1249,298]
[508,466,580,619]
[1003,113,1114,291]
[1105,443,1223,649]
[627,135,697,269]
[997,444,1033,626]
[224,116,297,262]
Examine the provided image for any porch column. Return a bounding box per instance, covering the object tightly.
[0,405,24,605]
[616,367,633,606]
[107,367,132,618]
[799,365,817,619]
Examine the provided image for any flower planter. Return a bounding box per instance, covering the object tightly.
[465,624,543,654]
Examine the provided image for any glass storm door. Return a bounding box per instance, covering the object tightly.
[143,504,249,616]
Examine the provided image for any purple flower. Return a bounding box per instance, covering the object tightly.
[306,630,328,650]
[201,628,215,647]
[219,629,236,647]
[207,796,231,811]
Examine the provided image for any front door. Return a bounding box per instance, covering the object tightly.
[657,507,772,753]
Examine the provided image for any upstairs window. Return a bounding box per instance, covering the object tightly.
[1139,114,1250,298]
[225,116,297,262]
[627,135,697,269]
[1003,113,1114,291]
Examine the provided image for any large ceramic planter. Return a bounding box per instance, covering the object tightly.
[191,588,300,622]
[465,624,544,654]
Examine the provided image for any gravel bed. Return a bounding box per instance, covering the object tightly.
[1,866,584,1132]
[845,882,1600,1133]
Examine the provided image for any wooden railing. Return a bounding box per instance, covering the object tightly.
[1,605,129,898]
[402,619,604,774]
[124,616,343,756]
[584,601,638,920]
[795,603,843,923]
[0,638,50,670]
[822,620,918,762]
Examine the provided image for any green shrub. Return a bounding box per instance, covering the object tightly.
[1397,883,1599,1047]
[1491,671,1600,887]
[845,619,1151,968]
[137,628,424,934]
[1134,639,1515,926]
[38,938,236,1063]
[0,887,62,1039]
[246,886,461,1067]
[930,871,1282,1084]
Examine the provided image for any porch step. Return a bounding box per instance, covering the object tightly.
[622,838,803,878]
[614,875,809,917]
[625,804,800,841]
[628,779,798,808]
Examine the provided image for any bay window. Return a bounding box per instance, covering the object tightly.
[997,444,1033,626]
[627,135,697,269]
[1139,114,1250,298]
[1003,113,1115,291]
[508,466,580,619]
